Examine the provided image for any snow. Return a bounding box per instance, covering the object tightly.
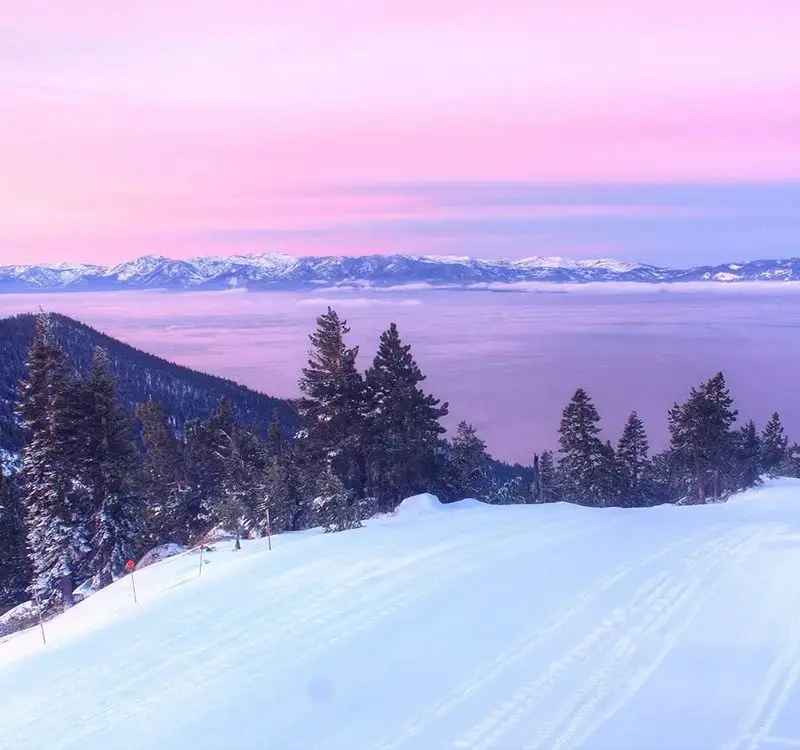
[3,480,800,749]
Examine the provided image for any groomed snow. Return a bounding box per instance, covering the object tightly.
[3,480,800,749]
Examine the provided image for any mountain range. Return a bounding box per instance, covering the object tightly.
[2,254,799,292]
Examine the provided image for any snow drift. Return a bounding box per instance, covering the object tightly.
[3,480,800,749]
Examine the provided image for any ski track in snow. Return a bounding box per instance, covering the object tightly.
[3,484,800,750]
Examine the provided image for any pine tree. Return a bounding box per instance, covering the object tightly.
[616,411,651,507]
[537,450,559,503]
[667,372,738,503]
[17,314,88,609]
[761,411,788,474]
[136,400,187,544]
[735,419,762,490]
[363,323,449,512]
[557,388,606,506]
[490,476,529,505]
[296,308,366,496]
[446,421,490,501]
[78,348,143,588]
[312,464,361,533]
[0,473,31,610]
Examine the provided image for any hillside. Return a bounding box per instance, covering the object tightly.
[0,313,297,452]
[2,252,800,292]
[2,480,799,749]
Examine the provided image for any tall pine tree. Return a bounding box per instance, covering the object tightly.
[78,348,143,588]
[296,308,366,496]
[616,411,651,507]
[17,314,87,609]
[363,323,449,512]
[446,421,490,501]
[735,419,762,490]
[558,388,606,506]
[761,411,788,474]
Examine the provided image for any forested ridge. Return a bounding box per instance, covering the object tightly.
[1,308,798,624]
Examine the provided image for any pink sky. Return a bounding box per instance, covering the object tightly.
[2,0,799,264]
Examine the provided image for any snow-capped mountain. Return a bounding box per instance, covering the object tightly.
[1,253,800,292]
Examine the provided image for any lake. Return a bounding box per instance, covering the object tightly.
[2,284,799,465]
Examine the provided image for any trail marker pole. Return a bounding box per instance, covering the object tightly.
[32,590,46,645]
[266,507,272,551]
[126,560,137,604]
[198,542,205,577]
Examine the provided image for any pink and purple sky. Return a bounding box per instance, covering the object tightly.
[2,0,799,267]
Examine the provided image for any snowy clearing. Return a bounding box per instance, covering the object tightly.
[3,483,800,749]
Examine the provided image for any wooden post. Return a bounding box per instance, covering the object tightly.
[126,560,138,604]
[198,542,204,577]
[266,507,272,551]
[33,590,46,646]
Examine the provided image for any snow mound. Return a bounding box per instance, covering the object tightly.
[447,497,488,510]
[394,493,443,516]
[137,543,186,569]
[0,601,36,638]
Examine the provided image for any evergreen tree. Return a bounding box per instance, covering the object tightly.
[536,450,559,503]
[557,388,606,506]
[78,349,143,588]
[778,443,800,478]
[312,464,361,533]
[17,314,88,609]
[490,476,529,505]
[363,323,449,512]
[735,419,762,490]
[667,372,738,503]
[761,411,788,474]
[296,308,366,496]
[446,421,491,501]
[0,473,31,610]
[136,400,187,544]
[616,411,651,507]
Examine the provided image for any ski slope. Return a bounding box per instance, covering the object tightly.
[3,482,800,750]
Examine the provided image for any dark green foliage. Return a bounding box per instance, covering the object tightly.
[445,421,491,501]
[666,372,738,503]
[17,315,88,609]
[78,349,144,587]
[616,411,653,507]
[557,388,607,506]
[296,308,366,496]
[312,464,361,533]
[0,473,30,610]
[536,451,560,503]
[734,420,762,491]
[761,412,788,474]
[363,323,449,512]
[136,400,187,545]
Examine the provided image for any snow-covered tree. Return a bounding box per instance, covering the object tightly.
[761,411,788,474]
[78,348,143,588]
[364,323,449,512]
[735,419,762,490]
[136,400,187,545]
[558,388,606,506]
[296,308,366,496]
[616,411,651,507]
[0,472,30,610]
[17,314,88,609]
[446,421,491,501]
[313,464,361,533]
[667,372,738,503]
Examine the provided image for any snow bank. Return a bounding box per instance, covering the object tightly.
[4,479,800,750]
[137,543,186,569]
[394,492,443,516]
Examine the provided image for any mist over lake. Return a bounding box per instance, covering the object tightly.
[2,285,799,465]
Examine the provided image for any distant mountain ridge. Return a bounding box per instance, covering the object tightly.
[1,253,799,292]
[0,313,297,453]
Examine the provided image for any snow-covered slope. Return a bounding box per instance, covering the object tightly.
[3,482,800,749]
[2,253,800,291]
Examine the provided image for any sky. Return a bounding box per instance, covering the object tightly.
[1,0,799,267]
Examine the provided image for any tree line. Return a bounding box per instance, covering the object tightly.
[0,309,797,616]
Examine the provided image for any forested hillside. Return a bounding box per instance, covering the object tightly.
[0,313,296,452]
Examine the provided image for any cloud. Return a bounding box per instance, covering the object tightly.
[294,297,423,308]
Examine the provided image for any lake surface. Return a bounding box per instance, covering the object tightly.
[2,285,799,464]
